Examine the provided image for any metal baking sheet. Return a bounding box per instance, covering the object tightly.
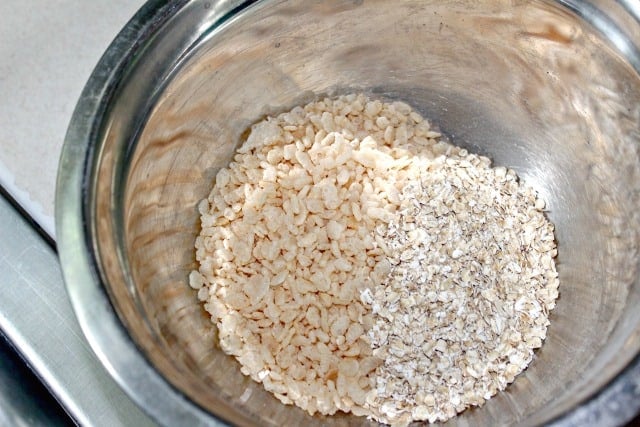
[0,193,154,427]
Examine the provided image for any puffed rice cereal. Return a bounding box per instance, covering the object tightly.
[192,94,559,425]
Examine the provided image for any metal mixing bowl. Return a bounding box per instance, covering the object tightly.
[56,0,640,425]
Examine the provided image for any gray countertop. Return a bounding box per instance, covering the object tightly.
[0,2,154,424]
[0,0,144,237]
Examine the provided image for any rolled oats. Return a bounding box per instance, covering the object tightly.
[193,94,559,425]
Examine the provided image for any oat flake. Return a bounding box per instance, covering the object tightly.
[192,94,559,426]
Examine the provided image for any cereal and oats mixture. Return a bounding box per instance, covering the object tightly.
[191,94,559,425]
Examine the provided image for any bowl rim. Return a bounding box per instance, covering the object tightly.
[55,0,230,425]
[55,0,640,426]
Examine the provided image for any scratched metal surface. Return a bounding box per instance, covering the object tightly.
[0,193,155,427]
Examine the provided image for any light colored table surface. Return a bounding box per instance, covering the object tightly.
[0,2,156,426]
[0,0,145,238]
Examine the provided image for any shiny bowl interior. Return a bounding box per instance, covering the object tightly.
[56,0,640,426]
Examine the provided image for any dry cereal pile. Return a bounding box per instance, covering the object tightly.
[191,94,559,425]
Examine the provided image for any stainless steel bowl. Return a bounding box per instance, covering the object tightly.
[56,0,640,426]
